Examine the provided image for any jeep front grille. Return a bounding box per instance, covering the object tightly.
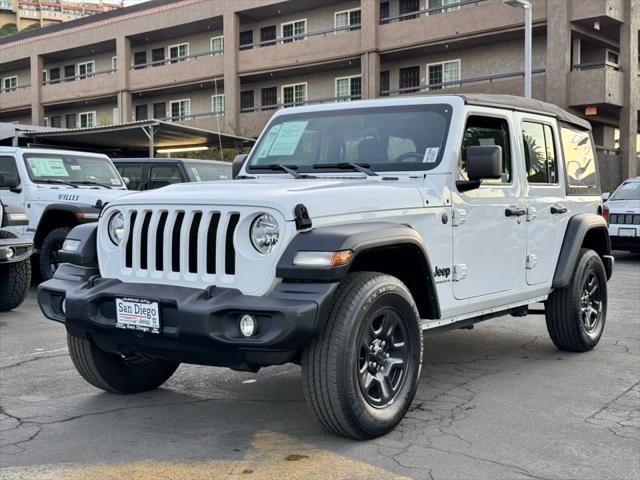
[122,208,239,278]
[609,213,640,225]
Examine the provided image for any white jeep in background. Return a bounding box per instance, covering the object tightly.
[0,199,32,311]
[0,147,129,280]
[603,177,640,253]
[38,94,613,439]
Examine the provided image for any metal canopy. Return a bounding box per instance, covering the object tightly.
[18,120,254,155]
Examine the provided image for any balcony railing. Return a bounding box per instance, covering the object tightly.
[380,68,545,95]
[42,68,117,85]
[0,83,30,94]
[571,61,620,72]
[380,0,490,24]
[131,49,223,70]
[240,94,362,112]
[150,110,225,122]
[239,24,360,50]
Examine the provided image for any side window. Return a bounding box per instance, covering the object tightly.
[522,122,557,184]
[560,127,598,192]
[460,116,511,184]
[149,165,182,189]
[117,165,144,191]
[0,156,20,187]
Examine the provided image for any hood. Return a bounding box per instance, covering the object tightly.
[107,178,430,220]
[606,199,640,213]
[31,186,132,209]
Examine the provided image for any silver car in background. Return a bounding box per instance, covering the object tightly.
[604,177,640,253]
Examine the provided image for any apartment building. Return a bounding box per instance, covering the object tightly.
[0,1,121,31]
[0,0,637,180]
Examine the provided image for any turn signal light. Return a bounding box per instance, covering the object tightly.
[293,250,353,267]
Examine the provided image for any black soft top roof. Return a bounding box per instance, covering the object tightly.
[458,94,591,131]
[112,158,231,167]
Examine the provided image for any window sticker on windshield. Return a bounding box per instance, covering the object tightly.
[255,124,281,159]
[110,178,121,185]
[423,147,439,164]
[268,121,308,156]
[190,167,202,181]
[69,165,81,171]
[27,158,69,177]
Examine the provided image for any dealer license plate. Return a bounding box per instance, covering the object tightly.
[115,297,161,334]
[618,228,636,237]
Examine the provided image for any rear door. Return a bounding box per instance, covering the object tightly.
[117,163,145,191]
[516,113,568,286]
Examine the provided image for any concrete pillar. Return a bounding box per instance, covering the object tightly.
[115,36,132,124]
[223,11,240,134]
[592,125,617,149]
[544,0,571,108]
[29,53,43,125]
[618,0,639,178]
[360,0,380,99]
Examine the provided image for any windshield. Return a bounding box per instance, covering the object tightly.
[185,163,232,182]
[611,181,640,201]
[23,153,124,188]
[247,104,452,173]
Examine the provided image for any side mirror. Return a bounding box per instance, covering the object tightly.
[466,146,503,180]
[232,154,248,179]
[601,192,610,202]
[0,172,20,192]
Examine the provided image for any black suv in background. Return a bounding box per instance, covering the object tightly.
[112,158,232,191]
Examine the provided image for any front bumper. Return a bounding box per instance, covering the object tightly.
[0,237,33,264]
[38,264,338,371]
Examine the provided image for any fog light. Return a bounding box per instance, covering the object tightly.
[62,239,81,253]
[5,247,14,260]
[239,314,257,337]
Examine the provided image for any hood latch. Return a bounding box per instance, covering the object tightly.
[294,204,312,230]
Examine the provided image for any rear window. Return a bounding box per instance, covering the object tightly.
[560,126,599,194]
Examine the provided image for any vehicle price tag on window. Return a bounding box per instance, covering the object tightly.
[255,124,281,159]
[268,121,308,156]
[423,147,439,163]
[27,157,69,177]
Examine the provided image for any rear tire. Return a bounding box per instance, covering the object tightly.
[0,231,31,312]
[67,334,179,394]
[301,272,423,439]
[39,226,72,281]
[545,248,607,352]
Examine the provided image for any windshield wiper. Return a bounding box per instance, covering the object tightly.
[312,163,378,177]
[70,180,113,189]
[36,179,78,188]
[251,164,310,179]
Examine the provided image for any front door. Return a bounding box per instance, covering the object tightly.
[0,155,26,234]
[260,26,276,46]
[517,113,569,286]
[452,111,526,301]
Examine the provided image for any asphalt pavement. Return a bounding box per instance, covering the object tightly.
[1,253,638,480]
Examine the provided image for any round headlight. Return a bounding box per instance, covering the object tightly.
[250,213,279,254]
[108,211,125,245]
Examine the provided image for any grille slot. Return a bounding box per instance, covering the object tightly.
[125,211,137,268]
[225,213,240,275]
[189,212,203,273]
[206,213,221,274]
[171,211,185,272]
[139,212,152,269]
[155,211,168,270]
[610,213,640,225]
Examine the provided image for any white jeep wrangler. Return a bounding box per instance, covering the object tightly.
[38,95,613,439]
[0,199,33,311]
[0,147,128,280]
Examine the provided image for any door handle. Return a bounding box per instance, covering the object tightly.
[505,207,526,217]
[550,204,568,215]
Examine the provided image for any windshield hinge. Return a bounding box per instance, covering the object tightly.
[294,204,312,230]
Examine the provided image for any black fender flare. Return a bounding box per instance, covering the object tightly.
[552,213,613,288]
[277,222,440,319]
[34,203,101,245]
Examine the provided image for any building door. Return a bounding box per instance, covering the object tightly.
[151,48,165,67]
[399,66,420,93]
[380,71,390,96]
[153,102,166,119]
[66,114,76,129]
[240,90,254,111]
[399,0,420,19]
[134,51,147,69]
[261,87,277,110]
[64,65,75,81]
[135,104,148,121]
[380,2,390,23]
[49,67,60,84]
[239,30,253,51]
[260,26,276,46]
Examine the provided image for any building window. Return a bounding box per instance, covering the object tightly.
[239,30,254,50]
[427,59,460,89]
[380,70,390,96]
[2,76,17,92]
[169,43,189,63]
[135,104,148,121]
[77,61,95,79]
[240,90,254,111]
[260,26,276,47]
[43,117,48,127]
[399,0,420,20]
[335,75,362,101]
[79,111,96,128]
[151,48,165,67]
[169,99,190,120]
[66,114,77,129]
[211,94,224,115]
[49,67,60,84]
[281,19,306,43]
[282,83,307,107]
[606,49,619,66]
[211,36,224,55]
[42,70,47,84]
[112,108,119,125]
[380,2,390,23]
[133,51,147,69]
[261,87,277,110]
[427,0,460,14]
[335,8,361,32]
[399,66,420,93]
[153,102,166,119]
[111,56,117,72]
[64,65,75,81]
[50,116,62,128]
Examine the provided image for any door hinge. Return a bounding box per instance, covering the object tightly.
[526,206,536,222]
[452,209,466,227]
[453,263,468,281]
[526,254,538,269]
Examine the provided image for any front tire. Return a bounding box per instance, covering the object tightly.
[39,226,72,281]
[545,249,607,352]
[301,272,423,439]
[0,231,31,312]
[67,334,179,394]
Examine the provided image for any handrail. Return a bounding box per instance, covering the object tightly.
[240,94,362,112]
[240,23,360,50]
[155,110,225,122]
[381,0,490,24]
[571,61,620,72]
[381,68,546,95]
[42,68,117,85]
[0,83,31,94]
[131,49,223,70]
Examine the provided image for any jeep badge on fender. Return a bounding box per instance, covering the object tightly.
[37,95,613,439]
